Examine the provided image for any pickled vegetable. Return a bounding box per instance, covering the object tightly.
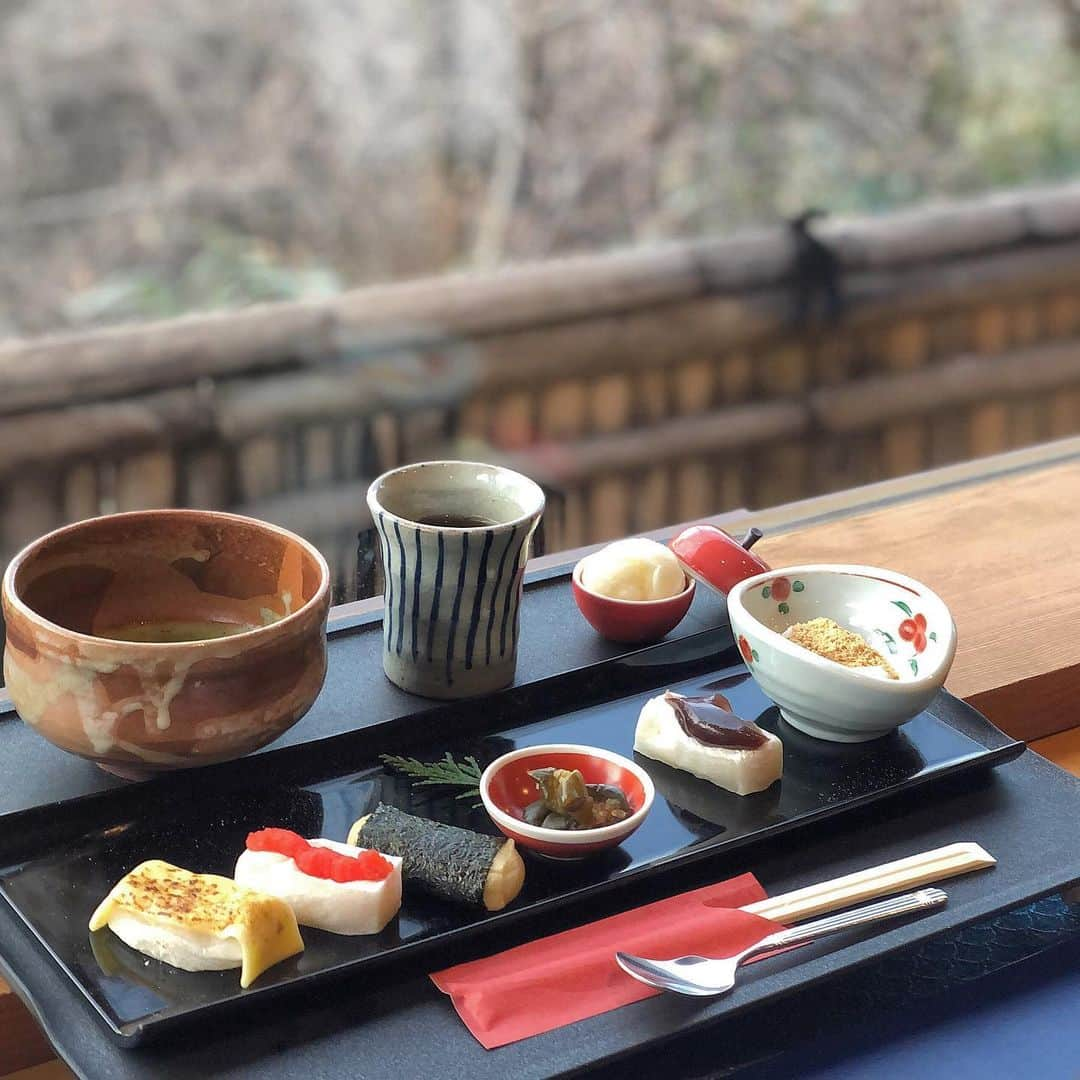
[524,767,632,830]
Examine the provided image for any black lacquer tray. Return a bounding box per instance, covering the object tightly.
[0,626,1022,1046]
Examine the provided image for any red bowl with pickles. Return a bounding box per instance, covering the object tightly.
[480,744,655,859]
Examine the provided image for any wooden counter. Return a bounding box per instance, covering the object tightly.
[3,438,1079,1079]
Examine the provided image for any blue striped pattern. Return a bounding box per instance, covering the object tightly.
[393,520,406,657]
[464,530,494,670]
[444,532,469,686]
[426,532,445,663]
[378,514,536,692]
[500,530,529,658]
[410,528,422,660]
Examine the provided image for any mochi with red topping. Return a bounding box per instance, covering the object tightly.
[235,829,402,935]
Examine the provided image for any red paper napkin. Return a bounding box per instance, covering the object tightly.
[430,873,775,1049]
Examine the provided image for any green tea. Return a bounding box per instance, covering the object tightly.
[414,513,499,528]
[97,620,255,643]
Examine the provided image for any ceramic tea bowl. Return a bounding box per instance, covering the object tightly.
[727,564,957,743]
[2,510,330,776]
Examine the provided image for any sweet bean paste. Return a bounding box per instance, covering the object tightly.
[664,691,767,750]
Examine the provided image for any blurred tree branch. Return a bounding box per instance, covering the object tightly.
[1,0,1078,334]
[1058,0,1080,50]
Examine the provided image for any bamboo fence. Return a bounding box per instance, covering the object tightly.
[2,183,1080,598]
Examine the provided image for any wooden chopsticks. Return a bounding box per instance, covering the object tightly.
[742,842,996,924]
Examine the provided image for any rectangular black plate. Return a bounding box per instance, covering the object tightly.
[0,638,1022,1046]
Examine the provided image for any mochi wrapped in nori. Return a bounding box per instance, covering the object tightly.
[347,804,524,912]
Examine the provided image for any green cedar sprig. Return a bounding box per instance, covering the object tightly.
[379,751,483,803]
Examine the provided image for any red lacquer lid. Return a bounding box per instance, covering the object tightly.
[669,524,771,596]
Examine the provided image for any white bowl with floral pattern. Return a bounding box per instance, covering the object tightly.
[726,564,957,743]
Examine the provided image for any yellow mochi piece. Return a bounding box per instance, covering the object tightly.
[89,859,304,989]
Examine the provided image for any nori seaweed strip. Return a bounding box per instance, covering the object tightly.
[354,803,502,908]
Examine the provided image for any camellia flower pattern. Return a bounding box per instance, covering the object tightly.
[898,612,928,653]
[769,577,791,601]
[761,576,803,615]
[891,601,937,675]
[738,634,758,664]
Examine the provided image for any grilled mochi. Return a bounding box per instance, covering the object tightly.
[88,860,304,988]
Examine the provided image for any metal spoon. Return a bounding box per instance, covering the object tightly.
[615,887,947,997]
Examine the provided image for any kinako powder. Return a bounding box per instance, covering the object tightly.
[783,617,900,680]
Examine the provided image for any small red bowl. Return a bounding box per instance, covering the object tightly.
[571,560,694,644]
[480,744,655,859]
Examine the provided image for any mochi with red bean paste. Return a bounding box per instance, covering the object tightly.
[634,691,782,795]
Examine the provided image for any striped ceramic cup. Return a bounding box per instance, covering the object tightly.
[366,461,545,699]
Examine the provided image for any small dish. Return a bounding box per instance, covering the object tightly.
[727,564,957,742]
[480,743,655,859]
[571,560,694,643]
